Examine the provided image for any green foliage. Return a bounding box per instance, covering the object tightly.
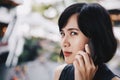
[49,42,62,62]
[18,37,61,63]
[32,4,52,14]
[49,52,59,62]
[18,37,42,64]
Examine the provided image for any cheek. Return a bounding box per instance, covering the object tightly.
[74,41,85,51]
[73,38,88,52]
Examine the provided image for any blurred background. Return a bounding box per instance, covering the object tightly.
[0,0,120,80]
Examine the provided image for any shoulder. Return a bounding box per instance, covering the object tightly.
[54,64,67,80]
[94,64,120,80]
[112,76,120,80]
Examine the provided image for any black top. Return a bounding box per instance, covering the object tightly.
[59,64,116,80]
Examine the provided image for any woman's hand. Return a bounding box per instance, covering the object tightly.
[73,44,98,80]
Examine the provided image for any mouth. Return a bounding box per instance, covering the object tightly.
[63,51,72,57]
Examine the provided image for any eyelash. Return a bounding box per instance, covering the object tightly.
[70,32,78,36]
[60,32,65,37]
[60,31,78,37]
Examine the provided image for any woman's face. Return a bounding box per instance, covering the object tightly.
[60,14,89,64]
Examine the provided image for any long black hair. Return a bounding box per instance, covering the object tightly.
[58,3,117,65]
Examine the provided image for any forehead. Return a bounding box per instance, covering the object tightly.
[62,14,79,30]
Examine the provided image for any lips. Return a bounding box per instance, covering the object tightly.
[63,51,72,57]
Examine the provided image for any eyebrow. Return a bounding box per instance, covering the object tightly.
[61,28,80,31]
[67,28,79,31]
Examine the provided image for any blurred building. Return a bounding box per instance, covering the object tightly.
[0,0,22,65]
[0,0,22,80]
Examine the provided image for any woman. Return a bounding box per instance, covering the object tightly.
[54,3,120,80]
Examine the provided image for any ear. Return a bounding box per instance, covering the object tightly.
[85,44,91,55]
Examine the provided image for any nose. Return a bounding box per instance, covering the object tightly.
[62,36,70,48]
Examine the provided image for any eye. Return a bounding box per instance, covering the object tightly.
[60,31,65,37]
[70,31,78,36]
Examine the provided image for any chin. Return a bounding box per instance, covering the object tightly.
[65,58,73,64]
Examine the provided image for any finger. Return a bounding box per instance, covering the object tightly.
[85,44,92,64]
[75,54,85,72]
[79,52,97,80]
[73,60,82,80]
[95,65,98,71]
[91,65,98,78]
[73,59,80,71]
[78,51,91,66]
[90,56,94,66]
[85,44,91,55]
